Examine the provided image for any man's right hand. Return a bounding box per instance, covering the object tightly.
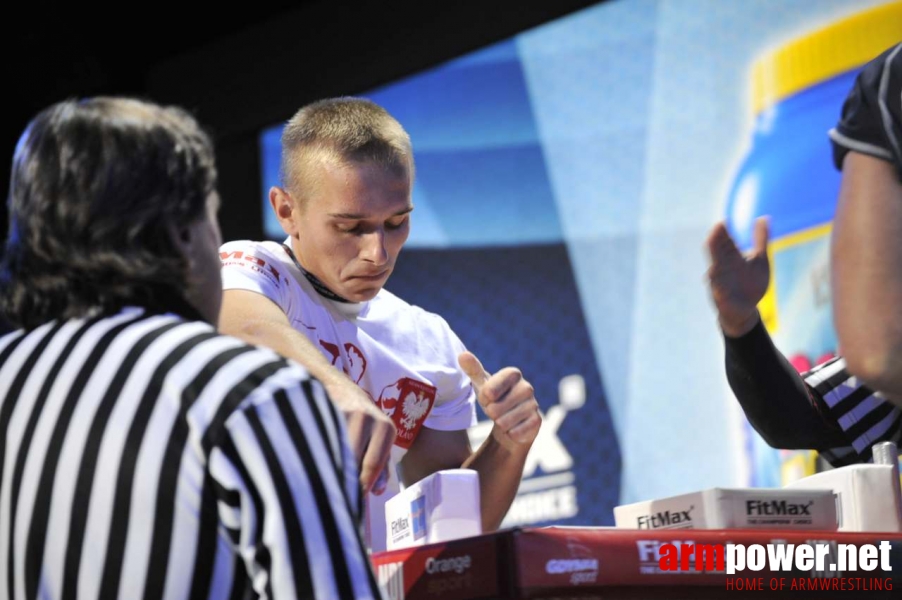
[219,289,397,495]
[705,217,770,338]
[322,378,396,495]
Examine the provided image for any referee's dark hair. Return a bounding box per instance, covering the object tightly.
[0,97,217,329]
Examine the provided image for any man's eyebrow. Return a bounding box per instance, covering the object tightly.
[328,206,414,220]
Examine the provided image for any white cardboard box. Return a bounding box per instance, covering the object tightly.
[614,488,837,530]
[385,469,482,550]
[785,464,902,532]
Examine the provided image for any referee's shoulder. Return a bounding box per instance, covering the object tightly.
[164,317,324,446]
[219,331,314,388]
[171,316,314,388]
[182,317,316,393]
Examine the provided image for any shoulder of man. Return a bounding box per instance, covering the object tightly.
[376,287,446,325]
[220,239,297,292]
[162,315,305,385]
[376,288,466,351]
[180,326,314,423]
[830,43,902,179]
[219,239,286,263]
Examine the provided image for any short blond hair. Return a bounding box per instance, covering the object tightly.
[280,97,414,201]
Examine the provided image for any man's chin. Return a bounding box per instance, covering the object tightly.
[342,284,383,303]
[341,271,390,302]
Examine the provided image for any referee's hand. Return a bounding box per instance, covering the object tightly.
[705,218,770,338]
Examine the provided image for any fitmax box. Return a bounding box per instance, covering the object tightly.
[614,488,837,530]
[385,468,482,550]
[785,464,902,532]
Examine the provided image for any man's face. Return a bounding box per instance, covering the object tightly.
[281,158,412,302]
[183,193,224,323]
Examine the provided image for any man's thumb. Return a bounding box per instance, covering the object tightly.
[458,351,490,389]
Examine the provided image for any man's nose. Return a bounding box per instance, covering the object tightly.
[361,228,389,265]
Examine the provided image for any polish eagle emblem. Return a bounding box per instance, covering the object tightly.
[400,391,431,431]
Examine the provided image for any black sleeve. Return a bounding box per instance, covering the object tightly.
[830,43,902,181]
[724,319,847,450]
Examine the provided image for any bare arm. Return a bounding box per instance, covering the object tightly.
[461,427,530,531]
[221,289,348,387]
[831,152,902,401]
[219,288,396,492]
[399,425,529,532]
[400,351,540,531]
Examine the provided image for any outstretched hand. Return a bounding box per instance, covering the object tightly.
[705,217,770,338]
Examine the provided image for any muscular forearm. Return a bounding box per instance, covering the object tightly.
[832,153,902,400]
[847,344,902,402]
[220,313,351,389]
[462,427,530,531]
[724,318,846,450]
[220,296,397,493]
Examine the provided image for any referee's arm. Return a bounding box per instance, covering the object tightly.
[724,320,848,450]
[209,378,383,599]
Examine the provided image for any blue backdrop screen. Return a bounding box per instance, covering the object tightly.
[258,0,894,524]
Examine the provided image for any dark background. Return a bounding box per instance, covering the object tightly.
[3,0,602,246]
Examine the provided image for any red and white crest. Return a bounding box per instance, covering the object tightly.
[377,377,436,449]
[400,392,430,431]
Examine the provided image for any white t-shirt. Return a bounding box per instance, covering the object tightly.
[220,239,477,550]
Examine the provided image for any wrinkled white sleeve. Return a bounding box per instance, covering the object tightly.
[423,315,477,431]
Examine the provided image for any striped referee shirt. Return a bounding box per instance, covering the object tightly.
[805,357,902,467]
[829,42,901,181]
[0,306,383,600]
[725,320,900,467]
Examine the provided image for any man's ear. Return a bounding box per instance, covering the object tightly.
[167,218,195,263]
[270,186,300,236]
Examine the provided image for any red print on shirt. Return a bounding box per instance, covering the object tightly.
[319,340,367,384]
[219,250,283,285]
[377,378,437,449]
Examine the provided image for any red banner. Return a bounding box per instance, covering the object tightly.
[371,527,902,599]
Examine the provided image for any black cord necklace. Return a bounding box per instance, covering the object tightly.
[281,243,351,303]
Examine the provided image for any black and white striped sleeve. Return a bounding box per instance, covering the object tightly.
[723,323,902,466]
[208,365,382,600]
[829,43,902,181]
[803,358,902,466]
[724,321,848,451]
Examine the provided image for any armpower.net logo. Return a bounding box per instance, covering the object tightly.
[637,539,894,592]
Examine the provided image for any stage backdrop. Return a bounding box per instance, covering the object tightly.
[258,0,900,527]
